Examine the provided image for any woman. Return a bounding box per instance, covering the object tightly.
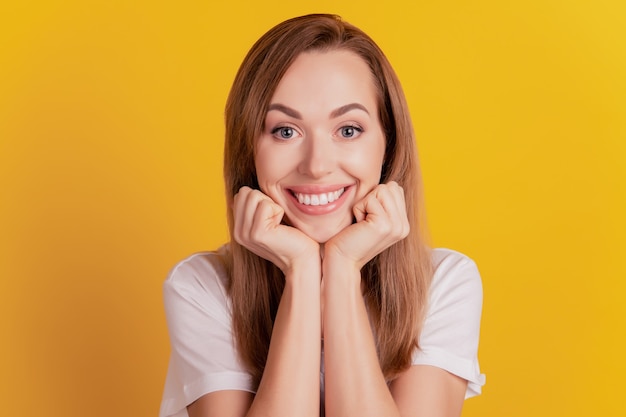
[160,14,485,417]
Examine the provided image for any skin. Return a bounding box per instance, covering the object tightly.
[188,50,468,417]
[254,48,386,244]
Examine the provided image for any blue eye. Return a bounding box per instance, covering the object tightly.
[340,125,363,139]
[272,126,296,140]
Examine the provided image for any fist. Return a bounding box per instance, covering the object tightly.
[232,186,320,274]
[324,181,410,270]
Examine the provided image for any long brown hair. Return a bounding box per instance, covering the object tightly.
[223,14,432,388]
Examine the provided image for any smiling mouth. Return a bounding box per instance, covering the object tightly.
[291,188,346,206]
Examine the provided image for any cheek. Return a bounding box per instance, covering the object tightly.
[371,138,386,180]
[349,143,385,182]
[254,143,293,195]
[254,156,270,183]
[254,143,278,183]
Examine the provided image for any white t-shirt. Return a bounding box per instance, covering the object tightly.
[159,246,485,417]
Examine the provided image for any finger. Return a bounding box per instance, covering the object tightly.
[232,187,250,242]
[374,182,405,216]
[251,190,285,226]
[353,185,389,223]
[232,185,251,208]
[372,184,394,214]
[355,191,387,224]
[353,198,367,223]
[365,184,410,238]
[388,181,408,213]
[377,182,410,237]
[250,198,284,242]
[374,184,409,233]
[234,187,266,243]
[352,193,372,223]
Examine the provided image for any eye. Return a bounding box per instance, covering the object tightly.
[271,126,299,140]
[338,124,363,139]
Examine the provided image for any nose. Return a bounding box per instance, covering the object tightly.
[298,133,335,178]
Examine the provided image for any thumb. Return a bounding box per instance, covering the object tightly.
[353,199,367,223]
[257,198,285,228]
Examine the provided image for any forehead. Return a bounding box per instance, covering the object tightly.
[269,49,379,111]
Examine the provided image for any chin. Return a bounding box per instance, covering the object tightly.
[304,230,335,244]
[284,210,353,243]
[296,220,352,244]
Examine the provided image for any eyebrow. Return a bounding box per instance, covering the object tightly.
[329,103,370,118]
[267,103,302,119]
[267,102,370,119]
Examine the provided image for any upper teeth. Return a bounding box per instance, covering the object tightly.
[296,188,345,206]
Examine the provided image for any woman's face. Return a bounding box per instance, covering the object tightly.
[255,49,386,243]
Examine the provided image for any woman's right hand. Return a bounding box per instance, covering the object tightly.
[232,186,320,275]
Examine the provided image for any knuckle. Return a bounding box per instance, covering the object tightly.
[249,226,266,243]
[233,229,244,245]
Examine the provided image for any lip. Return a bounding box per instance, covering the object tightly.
[285,184,352,215]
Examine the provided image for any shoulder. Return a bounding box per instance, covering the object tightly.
[165,247,229,288]
[431,248,480,281]
[415,248,486,397]
[420,247,484,350]
[160,246,254,416]
[429,248,483,310]
[163,246,232,321]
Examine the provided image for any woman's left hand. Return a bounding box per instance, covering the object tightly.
[324,181,410,271]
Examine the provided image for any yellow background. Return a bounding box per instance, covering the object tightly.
[1,1,625,416]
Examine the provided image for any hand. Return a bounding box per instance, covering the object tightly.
[232,186,320,275]
[324,181,410,271]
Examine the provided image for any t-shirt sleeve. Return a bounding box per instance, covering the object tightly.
[159,252,253,417]
[411,249,486,398]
